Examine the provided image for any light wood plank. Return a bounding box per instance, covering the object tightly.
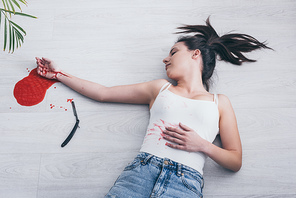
[0,154,41,198]
[203,149,296,196]
[38,151,138,198]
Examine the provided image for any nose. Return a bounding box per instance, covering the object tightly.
[163,56,169,64]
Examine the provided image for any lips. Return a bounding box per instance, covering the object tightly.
[165,63,171,70]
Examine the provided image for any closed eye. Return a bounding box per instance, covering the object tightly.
[169,47,177,56]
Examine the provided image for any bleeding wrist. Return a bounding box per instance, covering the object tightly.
[54,71,68,80]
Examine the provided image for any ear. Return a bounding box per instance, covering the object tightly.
[192,49,201,60]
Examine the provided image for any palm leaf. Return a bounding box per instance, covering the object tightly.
[10,20,26,35]
[1,1,36,53]
[15,28,19,49]
[2,0,8,10]
[4,0,11,12]
[12,25,15,52]
[1,0,7,10]
[4,18,7,51]
[11,0,22,11]
[1,13,27,52]
[13,11,36,18]
[9,23,12,52]
[14,28,24,42]
[8,0,16,13]
[0,9,37,18]
[17,0,27,5]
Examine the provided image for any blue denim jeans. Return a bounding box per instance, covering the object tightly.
[105,152,204,198]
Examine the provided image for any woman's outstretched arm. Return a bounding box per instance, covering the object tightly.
[36,57,167,106]
[163,94,242,172]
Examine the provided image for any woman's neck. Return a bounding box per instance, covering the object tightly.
[175,73,208,95]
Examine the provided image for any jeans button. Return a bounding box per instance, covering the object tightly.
[164,160,169,165]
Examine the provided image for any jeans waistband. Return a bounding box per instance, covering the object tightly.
[137,152,203,183]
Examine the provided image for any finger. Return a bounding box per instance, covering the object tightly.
[36,57,42,65]
[42,69,48,76]
[163,130,185,141]
[37,66,44,75]
[36,60,43,66]
[37,66,48,77]
[165,126,185,135]
[40,58,45,65]
[165,142,185,150]
[37,67,44,76]
[42,57,51,63]
[37,64,45,70]
[163,133,184,144]
[179,122,192,131]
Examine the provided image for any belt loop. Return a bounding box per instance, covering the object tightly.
[177,163,182,176]
[142,154,153,165]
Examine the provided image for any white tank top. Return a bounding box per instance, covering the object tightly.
[140,82,219,175]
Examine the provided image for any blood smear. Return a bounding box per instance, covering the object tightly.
[13,68,58,106]
[67,98,73,103]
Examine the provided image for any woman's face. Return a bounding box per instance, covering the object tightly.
[163,42,194,80]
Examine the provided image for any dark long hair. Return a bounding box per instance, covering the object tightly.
[176,17,272,91]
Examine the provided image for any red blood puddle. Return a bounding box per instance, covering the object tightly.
[13,68,58,106]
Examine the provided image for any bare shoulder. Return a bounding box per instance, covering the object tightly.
[149,78,169,86]
[149,79,170,94]
[217,94,235,117]
[217,94,232,106]
[148,79,169,108]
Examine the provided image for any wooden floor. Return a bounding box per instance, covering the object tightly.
[1,0,296,197]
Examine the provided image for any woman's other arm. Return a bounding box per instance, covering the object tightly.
[202,94,242,171]
[163,94,242,172]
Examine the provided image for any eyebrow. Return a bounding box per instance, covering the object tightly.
[170,47,177,55]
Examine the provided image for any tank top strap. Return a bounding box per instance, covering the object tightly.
[214,93,219,106]
[159,82,171,94]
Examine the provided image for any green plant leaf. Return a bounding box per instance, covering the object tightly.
[12,25,15,52]
[2,0,7,10]
[9,23,12,52]
[11,0,22,11]
[10,24,25,52]
[10,20,26,35]
[4,0,11,12]
[15,28,24,42]
[8,0,16,13]
[13,12,36,18]
[4,18,7,51]
[17,0,27,5]
[14,29,23,52]
[15,28,19,49]
[1,1,36,53]
[0,9,37,18]
[0,8,37,19]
